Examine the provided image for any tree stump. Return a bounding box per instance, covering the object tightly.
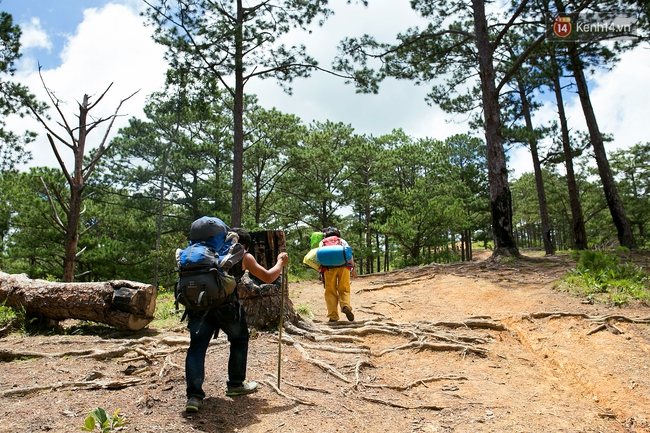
[0,271,157,331]
[238,230,298,329]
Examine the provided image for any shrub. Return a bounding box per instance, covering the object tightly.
[559,250,649,305]
[80,407,128,432]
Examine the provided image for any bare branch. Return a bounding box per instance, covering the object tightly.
[83,82,114,112]
[39,176,66,232]
[37,66,77,147]
[80,216,104,237]
[83,89,140,182]
[45,133,73,184]
[74,246,87,258]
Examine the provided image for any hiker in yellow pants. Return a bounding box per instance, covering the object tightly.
[319,227,357,322]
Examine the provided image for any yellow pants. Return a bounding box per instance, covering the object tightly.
[323,266,351,321]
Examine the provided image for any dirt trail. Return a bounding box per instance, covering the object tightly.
[1,252,650,432]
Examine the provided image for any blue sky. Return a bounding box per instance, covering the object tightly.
[3,0,109,68]
[2,0,650,178]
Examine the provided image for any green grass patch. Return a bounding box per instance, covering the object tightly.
[0,302,35,336]
[151,292,183,329]
[554,250,650,306]
[295,303,314,319]
[0,301,19,327]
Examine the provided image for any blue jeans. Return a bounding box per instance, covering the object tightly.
[185,302,249,399]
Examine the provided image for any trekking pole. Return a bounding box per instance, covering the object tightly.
[277,266,286,388]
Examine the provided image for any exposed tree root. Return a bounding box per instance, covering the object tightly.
[375,299,405,310]
[414,328,488,345]
[359,374,469,391]
[361,396,445,410]
[284,317,494,359]
[378,340,488,357]
[158,354,182,377]
[268,374,330,394]
[356,282,403,293]
[1,378,143,398]
[118,347,185,364]
[587,324,607,335]
[319,324,400,337]
[285,321,364,343]
[0,346,134,362]
[353,359,376,388]
[356,275,437,294]
[282,334,352,383]
[356,307,391,319]
[0,340,191,363]
[264,380,316,406]
[417,319,506,331]
[586,322,626,335]
[529,311,650,335]
[278,336,370,355]
[0,333,195,363]
[529,311,650,324]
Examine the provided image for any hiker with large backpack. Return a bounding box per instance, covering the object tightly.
[318,226,357,322]
[178,218,288,413]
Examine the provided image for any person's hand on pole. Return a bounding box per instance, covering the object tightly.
[277,252,289,267]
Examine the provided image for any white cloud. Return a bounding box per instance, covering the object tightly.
[507,46,650,180]
[13,2,167,170]
[9,0,648,181]
[581,48,650,150]
[19,17,52,51]
[247,1,470,140]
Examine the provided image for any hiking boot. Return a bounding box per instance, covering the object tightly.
[328,318,338,322]
[185,396,203,413]
[342,306,354,322]
[226,380,258,396]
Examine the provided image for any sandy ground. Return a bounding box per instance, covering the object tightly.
[1,250,650,432]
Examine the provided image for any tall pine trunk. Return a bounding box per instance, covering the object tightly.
[550,50,588,249]
[472,0,519,257]
[516,78,555,255]
[567,45,637,249]
[231,0,245,227]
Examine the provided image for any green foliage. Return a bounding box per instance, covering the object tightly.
[375,132,487,265]
[0,12,46,171]
[0,301,18,330]
[0,301,38,336]
[2,167,172,283]
[291,263,320,282]
[242,103,306,227]
[295,303,314,319]
[610,142,650,248]
[80,407,128,433]
[151,292,182,328]
[558,250,650,305]
[276,120,359,230]
[2,168,68,278]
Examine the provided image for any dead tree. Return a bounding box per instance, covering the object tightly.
[25,70,139,282]
[0,271,157,331]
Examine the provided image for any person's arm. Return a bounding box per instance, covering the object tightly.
[242,252,289,284]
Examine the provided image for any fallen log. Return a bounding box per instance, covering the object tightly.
[0,271,157,331]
